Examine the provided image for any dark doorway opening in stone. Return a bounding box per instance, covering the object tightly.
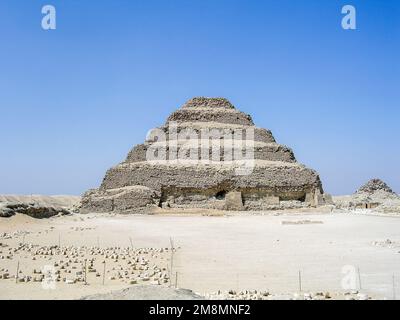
[298,194,306,202]
[216,190,227,200]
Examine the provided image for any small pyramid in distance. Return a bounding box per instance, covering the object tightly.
[81,97,330,213]
[356,179,395,195]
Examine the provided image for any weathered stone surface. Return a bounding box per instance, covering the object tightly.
[333,178,399,213]
[0,202,70,219]
[126,142,295,163]
[182,97,235,109]
[225,191,244,210]
[0,205,14,218]
[323,193,334,205]
[82,97,326,213]
[356,179,394,195]
[145,124,276,144]
[265,196,280,205]
[99,162,321,194]
[314,189,325,206]
[167,107,254,126]
[81,186,160,213]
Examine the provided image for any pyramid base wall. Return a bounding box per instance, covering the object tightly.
[81,161,327,213]
[80,186,160,214]
[81,185,327,213]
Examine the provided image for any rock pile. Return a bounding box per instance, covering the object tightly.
[82,97,330,213]
[372,239,400,250]
[205,290,372,300]
[0,202,70,218]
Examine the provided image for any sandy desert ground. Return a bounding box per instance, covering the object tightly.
[1,208,399,300]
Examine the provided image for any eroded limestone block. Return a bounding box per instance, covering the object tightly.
[81,186,159,213]
[225,191,244,210]
[323,193,334,205]
[314,190,325,206]
[306,189,326,207]
[305,192,314,204]
[265,196,280,205]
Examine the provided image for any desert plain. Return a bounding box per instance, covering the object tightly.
[1,199,399,300]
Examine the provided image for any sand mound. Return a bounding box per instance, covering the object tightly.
[82,285,202,300]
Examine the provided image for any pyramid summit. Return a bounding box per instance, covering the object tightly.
[81,97,330,213]
[182,97,236,109]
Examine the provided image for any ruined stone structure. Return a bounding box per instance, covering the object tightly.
[334,178,399,212]
[356,179,395,195]
[82,97,329,213]
[352,179,397,210]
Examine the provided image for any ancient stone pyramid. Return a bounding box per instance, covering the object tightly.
[356,179,395,195]
[82,97,328,213]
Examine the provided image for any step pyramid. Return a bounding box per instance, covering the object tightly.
[82,97,328,213]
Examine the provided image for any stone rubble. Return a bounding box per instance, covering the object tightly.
[204,289,372,300]
[0,242,171,287]
[0,202,71,219]
[372,239,400,249]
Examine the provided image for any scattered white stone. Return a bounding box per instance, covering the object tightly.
[357,293,369,300]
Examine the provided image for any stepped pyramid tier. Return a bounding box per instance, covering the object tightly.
[81,97,329,213]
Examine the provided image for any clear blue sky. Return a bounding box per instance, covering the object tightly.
[0,0,399,195]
